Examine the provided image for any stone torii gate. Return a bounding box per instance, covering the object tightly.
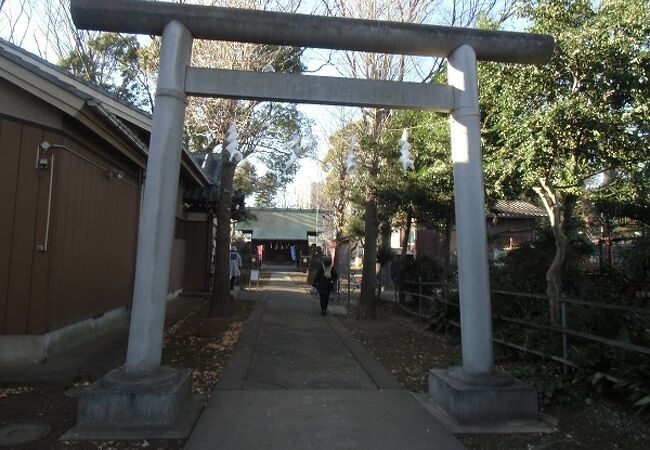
[69,0,554,433]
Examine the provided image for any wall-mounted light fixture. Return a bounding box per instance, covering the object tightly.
[105,168,125,180]
[36,141,52,169]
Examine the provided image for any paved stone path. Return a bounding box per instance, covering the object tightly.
[185,274,465,450]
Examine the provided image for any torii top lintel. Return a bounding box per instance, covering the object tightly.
[70,0,554,66]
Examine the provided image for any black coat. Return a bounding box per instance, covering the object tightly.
[312,267,338,294]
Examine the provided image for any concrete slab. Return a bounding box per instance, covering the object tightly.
[413,393,555,434]
[60,394,205,441]
[0,422,51,446]
[428,368,539,425]
[185,390,465,450]
[225,284,385,391]
[189,276,465,449]
[244,296,377,390]
[74,367,193,428]
[216,294,268,391]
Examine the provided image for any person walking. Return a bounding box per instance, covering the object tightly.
[312,257,338,316]
[229,246,242,290]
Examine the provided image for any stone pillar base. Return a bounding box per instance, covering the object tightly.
[428,367,538,425]
[62,366,202,439]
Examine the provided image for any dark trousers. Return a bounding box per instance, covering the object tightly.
[319,291,330,312]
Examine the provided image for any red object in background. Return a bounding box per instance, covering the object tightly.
[329,240,337,265]
[257,244,264,262]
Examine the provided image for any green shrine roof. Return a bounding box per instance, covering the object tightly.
[235,208,326,240]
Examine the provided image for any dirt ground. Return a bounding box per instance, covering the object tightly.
[337,299,650,450]
[0,297,254,450]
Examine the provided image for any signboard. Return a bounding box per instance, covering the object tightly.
[250,270,259,281]
[336,240,350,278]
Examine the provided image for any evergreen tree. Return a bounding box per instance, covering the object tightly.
[480,0,650,321]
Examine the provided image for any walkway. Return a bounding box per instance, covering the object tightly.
[185,272,464,450]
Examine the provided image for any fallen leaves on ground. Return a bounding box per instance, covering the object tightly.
[0,386,34,398]
[343,301,650,450]
[161,313,250,395]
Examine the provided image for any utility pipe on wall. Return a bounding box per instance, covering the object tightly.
[35,142,54,253]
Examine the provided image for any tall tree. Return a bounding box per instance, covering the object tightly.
[388,109,456,297]
[174,0,314,316]
[254,173,281,207]
[321,0,432,319]
[480,0,650,322]
[0,0,155,110]
[59,33,153,109]
[233,160,284,207]
[322,123,364,241]
[233,160,258,198]
[1,0,315,315]
[321,0,514,318]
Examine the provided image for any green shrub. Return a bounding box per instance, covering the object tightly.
[617,235,650,281]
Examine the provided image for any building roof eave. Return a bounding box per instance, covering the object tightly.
[0,38,210,188]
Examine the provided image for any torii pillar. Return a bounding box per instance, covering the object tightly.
[63,21,201,439]
[426,44,538,425]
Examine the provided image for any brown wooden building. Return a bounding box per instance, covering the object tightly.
[0,39,213,362]
[411,200,547,261]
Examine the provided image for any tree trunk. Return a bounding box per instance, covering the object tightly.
[376,219,391,300]
[534,178,567,324]
[357,108,386,319]
[209,152,237,317]
[206,212,215,292]
[546,224,567,324]
[605,215,613,272]
[442,216,452,287]
[358,196,378,319]
[397,209,412,304]
[441,217,453,329]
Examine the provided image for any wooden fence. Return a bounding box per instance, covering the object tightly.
[395,280,650,380]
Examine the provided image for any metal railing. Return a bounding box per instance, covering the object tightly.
[394,278,450,317]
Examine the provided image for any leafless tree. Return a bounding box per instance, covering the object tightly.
[0,0,156,109]
[0,0,35,48]
[170,0,314,317]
